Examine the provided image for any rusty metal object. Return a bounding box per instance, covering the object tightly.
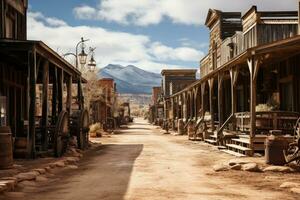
[265,134,289,165]
[0,126,13,169]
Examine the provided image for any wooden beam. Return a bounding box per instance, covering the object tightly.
[66,75,72,115]
[230,68,238,131]
[41,60,49,151]
[57,69,63,113]
[209,78,215,131]
[52,67,58,123]
[28,49,37,158]
[298,0,300,34]
[218,73,224,126]
[201,83,206,116]
[247,56,260,155]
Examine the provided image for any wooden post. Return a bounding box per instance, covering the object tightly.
[230,67,239,131]
[41,60,49,151]
[218,73,224,127]
[201,83,205,117]
[77,78,82,110]
[67,75,72,115]
[209,78,215,131]
[52,68,58,123]
[28,49,37,158]
[194,87,198,120]
[57,69,64,113]
[248,57,261,155]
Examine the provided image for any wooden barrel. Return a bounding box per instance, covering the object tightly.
[265,135,289,165]
[0,126,13,169]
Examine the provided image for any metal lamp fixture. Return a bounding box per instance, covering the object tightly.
[87,47,97,72]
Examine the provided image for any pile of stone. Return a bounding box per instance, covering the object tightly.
[0,147,84,197]
[213,159,295,173]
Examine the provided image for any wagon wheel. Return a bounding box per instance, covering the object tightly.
[284,118,300,165]
[54,111,69,157]
[70,109,90,150]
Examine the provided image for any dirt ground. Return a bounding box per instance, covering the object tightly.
[3,118,300,200]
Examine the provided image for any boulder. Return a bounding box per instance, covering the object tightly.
[230,164,242,170]
[18,180,36,187]
[15,172,37,182]
[242,163,261,172]
[228,159,251,166]
[0,180,16,191]
[263,166,293,173]
[65,165,78,170]
[64,157,79,164]
[54,161,65,168]
[290,187,300,194]
[33,168,46,175]
[36,176,48,182]
[213,164,229,172]
[280,182,300,188]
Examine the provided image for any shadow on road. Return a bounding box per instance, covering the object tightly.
[19,144,144,200]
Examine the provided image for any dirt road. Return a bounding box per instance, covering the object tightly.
[6,119,299,200]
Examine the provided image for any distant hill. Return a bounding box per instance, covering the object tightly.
[98,64,161,94]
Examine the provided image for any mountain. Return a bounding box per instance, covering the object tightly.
[98,64,162,94]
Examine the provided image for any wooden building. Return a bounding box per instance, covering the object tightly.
[90,78,118,128]
[148,87,163,124]
[161,69,197,131]
[0,0,89,159]
[165,5,300,156]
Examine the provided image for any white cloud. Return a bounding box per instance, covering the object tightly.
[27,12,203,73]
[73,0,297,26]
[28,12,67,27]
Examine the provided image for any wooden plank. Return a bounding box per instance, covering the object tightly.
[221,149,246,157]
[226,144,251,151]
[28,49,37,158]
[57,69,63,113]
[52,67,58,122]
[41,60,49,151]
[66,75,72,115]
[232,138,251,144]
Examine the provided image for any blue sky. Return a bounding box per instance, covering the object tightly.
[27,0,296,73]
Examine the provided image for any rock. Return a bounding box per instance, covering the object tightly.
[280,182,300,188]
[0,180,16,191]
[54,161,65,168]
[49,163,57,168]
[213,164,229,172]
[0,185,6,193]
[36,176,48,182]
[64,157,79,164]
[4,192,25,198]
[65,165,78,170]
[90,132,97,138]
[18,181,36,187]
[0,183,7,191]
[33,168,46,175]
[290,187,300,194]
[15,172,37,182]
[242,163,261,172]
[22,186,38,193]
[230,164,242,170]
[263,166,293,173]
[228,159,251,166]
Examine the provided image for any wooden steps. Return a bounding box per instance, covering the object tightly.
[204,139,217,145]
[221,149,246,157]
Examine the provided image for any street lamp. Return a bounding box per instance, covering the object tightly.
[87,47,97,72]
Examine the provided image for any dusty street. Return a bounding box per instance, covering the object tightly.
[4,119,299,200]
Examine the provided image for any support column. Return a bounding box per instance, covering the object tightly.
[298,0,300,34]
[28,49,37,158]
[194,88,198,120]
[230,67,239,131]
[248,56,261,154]
[41,60,49,151]
[57,69,64,113]
[201,83,206,117]
[67,75,72,115]
[52,68,58,123]
[218,73,224,127]
[209,78,215,131]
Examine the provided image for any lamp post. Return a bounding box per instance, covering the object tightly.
[63,37,97,72]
